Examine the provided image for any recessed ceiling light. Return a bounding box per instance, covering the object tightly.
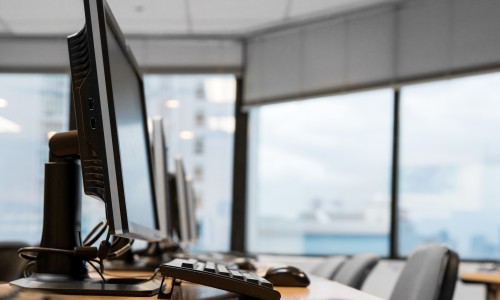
[165,99,180,109]
[0,98,8,108]
[179,131,194,140]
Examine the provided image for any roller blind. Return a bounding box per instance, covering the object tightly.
[244,0,500,105]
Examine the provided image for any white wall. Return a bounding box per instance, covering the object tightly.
[244,0,500,105]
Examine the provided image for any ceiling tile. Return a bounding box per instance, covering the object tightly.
[107,0,185,22]
[289,0,397,19]
[0,0,400,36]
[190,0,288,20]
[0,0,83,35]
[3,22,84,35]
[107,0,187,34]
[118,20,188,35]
[192,19,269,34]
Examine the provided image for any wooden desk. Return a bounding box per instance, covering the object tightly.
[1,275,383,300]
[462,271,500,300]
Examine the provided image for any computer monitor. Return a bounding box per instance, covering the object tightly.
[174,157,191,246]
[11,0,162,295]
[104,117,174,271]
[151,117,173,241]
[69,0,162,242]
[185,176,198,244]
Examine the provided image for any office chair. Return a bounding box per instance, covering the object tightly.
[0,242,29,282]
[389,244,459,300]
[361,259,406,298]
[310,256,347,279]
[332,253,380,289]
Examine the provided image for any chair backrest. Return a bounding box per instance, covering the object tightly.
[310,256,347,279]
[390,244,459,300]
[0,241,29,282]
[361,259,406,299]
[333,253,380,289]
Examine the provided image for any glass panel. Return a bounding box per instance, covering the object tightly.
[399,72,500,259]
[144,74,236,251]
[0,74,70,244]
[247,89,393,255]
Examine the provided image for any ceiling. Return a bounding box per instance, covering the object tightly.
[0,0,398,37]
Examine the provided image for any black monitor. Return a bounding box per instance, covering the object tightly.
[171,157,198,247]
[173,157,191,246]
[104,117,174,271]
[11,0,162,295]
[69,0,162,242]
[185,176,198,244]
[151,117,173,241]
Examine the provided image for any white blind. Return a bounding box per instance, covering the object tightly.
[244,0,500,105]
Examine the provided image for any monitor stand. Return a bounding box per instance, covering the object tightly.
[105,240,181,272]
[10,131,160,296]
[105,242,162,272]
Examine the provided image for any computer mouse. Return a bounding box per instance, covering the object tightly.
[264,266,311,287]
[232,257,257,271]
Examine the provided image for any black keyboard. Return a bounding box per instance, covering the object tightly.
[159,258,281,300]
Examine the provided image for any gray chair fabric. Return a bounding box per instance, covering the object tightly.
[0,241,29,282]
[361,259,406,299]
[390,244,459,300]
[333,253,380,289]
[310,256,347,279]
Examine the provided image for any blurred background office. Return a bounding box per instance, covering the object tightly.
[1,0,500,298]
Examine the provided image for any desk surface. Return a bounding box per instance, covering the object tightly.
[1,274,383,300]
[462,271,500,285]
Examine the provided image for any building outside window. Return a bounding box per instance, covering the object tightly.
[3,71,499,261]
[0,74,70,244]
[247,89,394,255]
[144,74,236,251]
[398,72,500,259]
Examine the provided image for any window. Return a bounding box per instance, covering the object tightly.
[144,74,236,251]
[399,72,500,259]
[247,89,394,255]
[0,74,70,244]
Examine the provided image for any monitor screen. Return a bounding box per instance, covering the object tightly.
[105,23,156,234]
[68,0,162,241]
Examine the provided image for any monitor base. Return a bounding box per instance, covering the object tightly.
[105,256,163,272]
[11,276,161,297]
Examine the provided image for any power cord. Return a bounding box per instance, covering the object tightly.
[18,220,125,281]
[83,220,108,246]
[18,220,139,283]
